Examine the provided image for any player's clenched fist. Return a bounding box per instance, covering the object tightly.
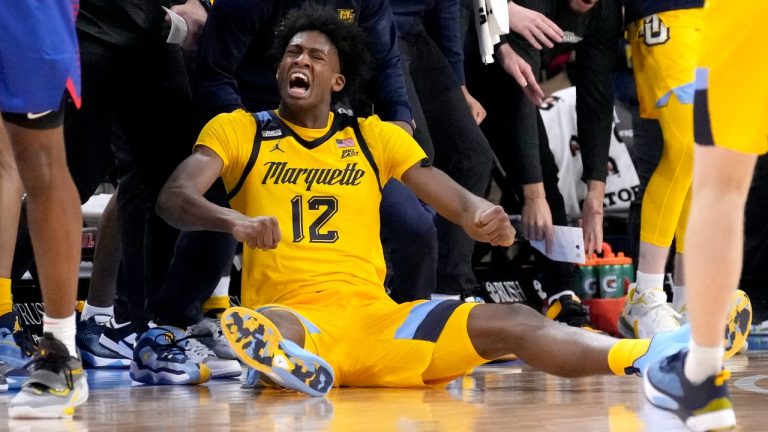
[232,216,282,250]
[469,206,516,247]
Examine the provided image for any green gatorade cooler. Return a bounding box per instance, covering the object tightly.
[598,253,624,299]
[573,256,599,299]
[616,252,634,295]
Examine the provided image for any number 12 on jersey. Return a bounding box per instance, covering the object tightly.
[291,195,339,243]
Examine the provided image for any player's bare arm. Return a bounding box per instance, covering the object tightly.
[157,145,281,250]
[401,163,515,247]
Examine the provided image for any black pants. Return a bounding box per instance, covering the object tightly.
[396,16,493,296]
[73,32,199,330]
[462,11,573,298]
[153,182,239,327]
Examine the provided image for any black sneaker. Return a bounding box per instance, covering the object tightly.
[98,317,136,360]
[76,315,131,368]
[546,294,600,331]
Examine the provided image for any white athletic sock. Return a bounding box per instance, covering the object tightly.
[82,301,114,322]
[684,341,724,385]
[43,313,78,358]
[635,271,665,294]
[672,285,687,312]
[213,276,230,297]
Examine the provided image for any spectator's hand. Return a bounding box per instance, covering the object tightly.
[496,44,545,105]
[461,85,486,125]
[522,196,553,252]
[232,216,282,250]
[169,0,208,50]
[508,2,564,49]
[580,183,605,256]
[468,206,516,246]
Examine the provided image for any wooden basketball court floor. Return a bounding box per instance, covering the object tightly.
[0,352,766,431]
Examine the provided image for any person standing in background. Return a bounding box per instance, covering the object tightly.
[389,0,493,300]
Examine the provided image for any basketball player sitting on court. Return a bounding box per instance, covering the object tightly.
[156,4,743,397]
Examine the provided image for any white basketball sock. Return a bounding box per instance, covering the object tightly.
[43,313,78,358]
[82,301,113,322]
[684,341,723,385]
[635,271,665,294]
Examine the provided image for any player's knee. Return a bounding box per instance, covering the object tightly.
[694,169,753,202]
[503,303,547,327]
[261,309,306,347]
[468,303,544,358]
[13,147,68,198]
[471,303,543,337]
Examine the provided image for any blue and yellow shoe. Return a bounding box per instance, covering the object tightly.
[724,290,752,359]
[221,307,333,397]
[644,349,735,432]
[0,312,32,369]
[129,327,211,385]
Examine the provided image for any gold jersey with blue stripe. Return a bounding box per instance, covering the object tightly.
[196,109,427,309]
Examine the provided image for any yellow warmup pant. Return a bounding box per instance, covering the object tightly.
[642,97,693,252]
[628,9,702,252]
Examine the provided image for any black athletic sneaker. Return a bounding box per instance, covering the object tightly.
[546,294,600,331]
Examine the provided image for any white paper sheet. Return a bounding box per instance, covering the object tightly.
[163,7,188,45]
[529,225,586,264]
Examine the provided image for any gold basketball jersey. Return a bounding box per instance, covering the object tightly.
[197,109,427,308]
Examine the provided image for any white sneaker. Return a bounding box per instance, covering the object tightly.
[752,319,768,334]
[188,317,238,360]
[618,284,681,338]
[180,335,242,379]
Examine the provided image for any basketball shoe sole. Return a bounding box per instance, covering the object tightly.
[220,307,333,397]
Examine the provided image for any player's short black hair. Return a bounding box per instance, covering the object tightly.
[273,3,371,103]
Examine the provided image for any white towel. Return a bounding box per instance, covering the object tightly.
[474,0,510,64]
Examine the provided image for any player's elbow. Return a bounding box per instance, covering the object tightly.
[156,182,185,228]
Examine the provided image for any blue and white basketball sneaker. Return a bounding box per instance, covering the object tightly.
[644,349,735,432]
[0,312,31,369]
[130,326,211,385]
